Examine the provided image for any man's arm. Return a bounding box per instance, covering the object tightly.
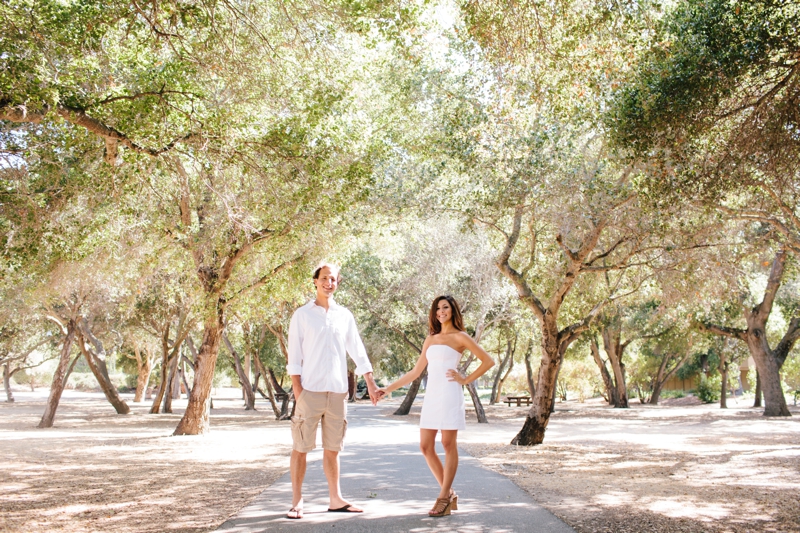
[344,311,381,404]
[286,311,303,396]
[291,374,303,399]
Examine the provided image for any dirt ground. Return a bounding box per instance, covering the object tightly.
[2,390,799,533]
[456,396,800,533]
[0,389,292,533]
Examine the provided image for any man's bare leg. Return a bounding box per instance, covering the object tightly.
[324,449,362,511]
[290,450,307,510]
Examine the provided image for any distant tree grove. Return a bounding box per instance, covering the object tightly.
[1,0,798,444]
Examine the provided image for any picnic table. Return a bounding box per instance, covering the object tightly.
[504,395,532,406]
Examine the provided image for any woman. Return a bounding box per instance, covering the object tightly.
[379,295,494,517]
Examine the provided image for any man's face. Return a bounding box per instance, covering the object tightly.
[314,266,339,297]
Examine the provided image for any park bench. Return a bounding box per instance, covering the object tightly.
[504,396,531,406]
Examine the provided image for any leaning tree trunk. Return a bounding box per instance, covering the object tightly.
[459,355,488,423]
[77,327,130,415]
[495,355,515,403]
[39,320,76,428]
[223,334,255,410]
[394,369,426,416]
[174,311,224,435]
[466,381,488,423]
[490,341,514,405]
[4,363,15,403]
[648,351,690,406]
[251,355,280,417]
[590,337,617,406]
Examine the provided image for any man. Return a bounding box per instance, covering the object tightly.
[285,262,383,519]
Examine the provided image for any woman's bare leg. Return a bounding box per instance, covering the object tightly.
[438,430,459,499]
[419,428,444,486]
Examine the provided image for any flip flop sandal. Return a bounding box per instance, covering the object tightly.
[327,504,363,513]
[287,507,304,519]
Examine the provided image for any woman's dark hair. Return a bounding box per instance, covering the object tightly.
[428,295,465,335]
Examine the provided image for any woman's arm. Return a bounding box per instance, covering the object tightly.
[383,338,430,394]
[446,332,495,385]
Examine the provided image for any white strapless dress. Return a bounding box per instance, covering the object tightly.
[420,344,466,430]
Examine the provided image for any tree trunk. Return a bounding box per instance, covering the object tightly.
[243,348,251,401]
[719,356,729,409]
[162,350,181,413]
[754,371,762,408]
[77,323,130,415]
[394,369,426,416]
[4,363,14,403]
[174,311,224,435]
[523,342,536,397]
[223,334,255,410]
[466,381,488,423]
[347,370,356,402]
[133,346,154,403]
[171,357,181,399]
[150,343,170,414]
[603,327,629,408]
[39,320,76,428]
[513,315,562,445]
[590,336,617,406]
[702,251,794,416]
[62,352,82,388]
[251,354,281,416]
[745,321,789,416]
[649,349,691,405]
[180,364,192,403]
[490,341,514,404]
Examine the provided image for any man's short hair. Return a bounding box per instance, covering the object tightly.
[312,262,341,282]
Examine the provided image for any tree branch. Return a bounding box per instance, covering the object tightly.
[698,322,747,341]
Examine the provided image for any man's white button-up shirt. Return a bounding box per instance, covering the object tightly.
[286,298,373,393]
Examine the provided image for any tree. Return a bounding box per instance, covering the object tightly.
[608,0,800,216]
[2,0,418,435]
[0,312,53,403]
[607,2,800,414]
[700,249,799,416]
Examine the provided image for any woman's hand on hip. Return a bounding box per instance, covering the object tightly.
[446,369,466,385]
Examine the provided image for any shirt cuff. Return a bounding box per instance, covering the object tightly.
[286,364,302,375]
[354,363,373,376]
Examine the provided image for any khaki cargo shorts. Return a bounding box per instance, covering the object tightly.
[291,390,348,453]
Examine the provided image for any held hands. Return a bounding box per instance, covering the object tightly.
[446,369,467,385]
[374,388,388,403]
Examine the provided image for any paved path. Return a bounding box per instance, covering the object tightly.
[217,403,574,533]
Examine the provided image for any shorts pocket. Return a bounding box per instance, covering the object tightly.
[291,416,305,445]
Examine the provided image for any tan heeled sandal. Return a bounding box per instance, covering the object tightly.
[429,496,453,517]
[449,488,458,510]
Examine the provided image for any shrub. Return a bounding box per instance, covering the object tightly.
[695,374,721,403]
[661,389,686,399]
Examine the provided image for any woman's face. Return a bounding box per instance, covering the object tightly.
[436,299,452,325]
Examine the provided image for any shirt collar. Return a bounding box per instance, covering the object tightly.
[311,297,339,310]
